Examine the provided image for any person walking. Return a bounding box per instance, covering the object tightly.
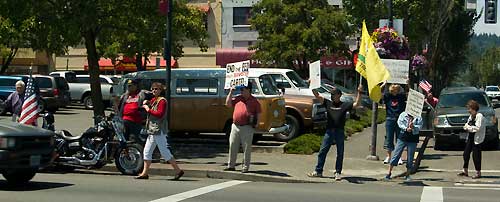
[135,82,184,180]
[307,84,363,181]
[224,82,261,173]
[5,80,26,122]
[384,111,423,181]
[382,84,407,164]
[457,100,484,179]
[116,79,147,143]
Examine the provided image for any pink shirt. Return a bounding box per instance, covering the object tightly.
[232,95,261,125]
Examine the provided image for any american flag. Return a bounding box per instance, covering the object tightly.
[18,74,39,125]
[419,79,432,93]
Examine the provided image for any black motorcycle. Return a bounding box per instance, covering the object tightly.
[48,113,144,175]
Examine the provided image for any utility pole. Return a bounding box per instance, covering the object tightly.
[160,0,173,129]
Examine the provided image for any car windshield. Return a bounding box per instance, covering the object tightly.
[258,75,280,95]
[437,92,490,108]
[486,87,499,91]
[285,71,308,88]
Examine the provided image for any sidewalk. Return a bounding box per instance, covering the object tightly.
[100,123,410,183]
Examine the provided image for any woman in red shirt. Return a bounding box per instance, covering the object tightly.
[135,82,184,180]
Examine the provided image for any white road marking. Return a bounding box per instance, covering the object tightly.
[448,186,500,191]
[421,168,500,173]
[150,180,249,202]
[454,183,500,188]
[420,187,443,202]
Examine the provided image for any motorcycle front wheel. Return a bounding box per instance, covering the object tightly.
[114,143,144,175]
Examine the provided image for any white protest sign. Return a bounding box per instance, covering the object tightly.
[405,89,425,117]
[224,60,250,89]
[309,60,321,89]
[382,59,409,84]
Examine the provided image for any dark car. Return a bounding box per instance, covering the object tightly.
[17,75,72,112]
[0,75,42,115]
[0,122,55,184]
[433,87,499,150]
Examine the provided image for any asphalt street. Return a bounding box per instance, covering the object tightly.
[1,172,500,202]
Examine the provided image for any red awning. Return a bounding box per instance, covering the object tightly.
[84,57,177,72]
[216,48,256,67]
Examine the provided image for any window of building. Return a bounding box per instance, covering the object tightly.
[176,79,218,95]
[233,7,252,26]
[233,41,254,48]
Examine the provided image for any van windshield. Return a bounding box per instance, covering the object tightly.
[259,75,280,95]
[286,71,308,88]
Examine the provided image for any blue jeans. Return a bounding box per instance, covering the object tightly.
[315,128,345,174]
[384,119,398,151]
[390,138,417,170]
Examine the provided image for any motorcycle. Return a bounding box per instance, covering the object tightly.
[45,113,144,175]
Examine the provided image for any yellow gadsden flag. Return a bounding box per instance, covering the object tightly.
[355,21,391,101]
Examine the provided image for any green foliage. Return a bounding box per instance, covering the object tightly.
[284,133,323,155]
[463,34,500,86]
[284,108,387,154]
[476,46,500,86]
[250,0,353,73]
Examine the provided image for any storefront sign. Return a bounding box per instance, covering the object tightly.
[309,60,321,89]
[382,59,409,84]
[320,56,353,69]
[225,60,250,89]
[405,89,425,118]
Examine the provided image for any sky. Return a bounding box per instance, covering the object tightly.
[473,0,500,36]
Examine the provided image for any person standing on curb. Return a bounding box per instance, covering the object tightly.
[457,100,484,179]
[382,84,407,165]
[307,84,363,181]
[224,82,261,173]
[135,82,184,180]
[384,111,423,182]
[5,80,26,123]
[116,79,147,143]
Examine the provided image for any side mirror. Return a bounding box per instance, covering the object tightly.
[277,84,285,95]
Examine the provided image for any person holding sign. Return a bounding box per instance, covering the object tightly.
[457,100,484,179]
[384,111,423,182]
[224,82,261,173]
[307,84,363,181]
[382,83,408,165]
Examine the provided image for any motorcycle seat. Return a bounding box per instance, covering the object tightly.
[56,130,82,141]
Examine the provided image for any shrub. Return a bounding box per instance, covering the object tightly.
[284,133,323,155]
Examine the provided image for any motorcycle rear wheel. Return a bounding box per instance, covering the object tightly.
[114,143,144,175]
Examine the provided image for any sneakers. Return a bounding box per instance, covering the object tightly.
[307,171,323,178]
[398,158,404,165]
[404,175,412,182]
[334,173,342,181]
[241,169,249,173]
[383,156,390,164]
[383,174,391,181]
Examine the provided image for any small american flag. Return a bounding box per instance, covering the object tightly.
[419,79,432,93]
[18,74,39,125]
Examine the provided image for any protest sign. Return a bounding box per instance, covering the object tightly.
[224,60,250,89]
[405,89,425,117]
[382,59,409,84]
[309,60,321,89]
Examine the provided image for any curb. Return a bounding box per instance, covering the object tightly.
[171,144,284,154]
[97,165,317,183]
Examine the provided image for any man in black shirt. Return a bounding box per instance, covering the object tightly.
[308,84,363,181]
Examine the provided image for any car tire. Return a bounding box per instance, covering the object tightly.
[433,136,444,151]
[83,96,93,110]
[2,168,37,185]
[273,114,300,142]
[484,136,499,150]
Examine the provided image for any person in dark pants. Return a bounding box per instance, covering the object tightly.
[384,111,423,182]
[458,100,485,179]
[307,84,362,181]
[116,79,147,143]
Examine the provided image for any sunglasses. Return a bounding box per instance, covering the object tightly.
[151,88,160,90]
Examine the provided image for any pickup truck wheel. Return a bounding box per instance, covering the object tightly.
[83,96,93,110]
[433,136,444,151]
[274,115,300,142]
[2,168,37,185]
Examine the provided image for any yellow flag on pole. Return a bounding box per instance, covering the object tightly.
[355,21,391,101]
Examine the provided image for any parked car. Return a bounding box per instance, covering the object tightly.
[0,121,55,184]
[249,69,327,141]
[0,76,24,115]
[17,75,72,111]
[433,87,499,150]
[50,71,114,109]
[484,85,500,103]
[116,68,289,141]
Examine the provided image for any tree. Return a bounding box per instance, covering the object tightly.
[344,0,479,93]
[476,46,500,86]
[250,0,353,76]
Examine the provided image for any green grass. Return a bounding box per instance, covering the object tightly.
[284,108,386,155]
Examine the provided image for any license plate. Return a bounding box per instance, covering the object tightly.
[459,133,468,140]
[30,155,41,167]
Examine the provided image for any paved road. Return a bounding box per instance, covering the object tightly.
[1,172,500,202]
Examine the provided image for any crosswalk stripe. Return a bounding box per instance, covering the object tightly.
[454,183,500,188]
[420,187,443,202]
[150,180,249,202]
